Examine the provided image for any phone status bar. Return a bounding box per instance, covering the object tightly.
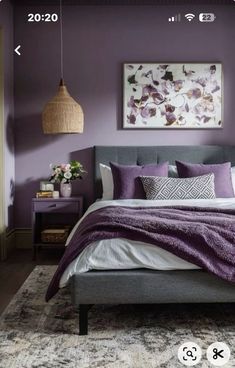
[168,13,217,23]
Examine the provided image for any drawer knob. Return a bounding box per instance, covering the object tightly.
[49,204,57,208]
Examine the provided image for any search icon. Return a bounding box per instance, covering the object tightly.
[178,342,202,366]
[186,350,193,358]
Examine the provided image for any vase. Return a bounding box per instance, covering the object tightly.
[60,182,72,198]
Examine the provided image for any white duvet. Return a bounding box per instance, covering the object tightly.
[60,198,235,288]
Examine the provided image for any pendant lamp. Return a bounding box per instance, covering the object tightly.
[42,0,84,134]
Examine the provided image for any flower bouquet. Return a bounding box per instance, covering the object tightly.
[49,160,86,183]
[49,160,86,197]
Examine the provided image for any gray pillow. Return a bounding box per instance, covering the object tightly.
[140,174,216,200]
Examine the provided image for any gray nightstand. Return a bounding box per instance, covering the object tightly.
[32,196,83,259]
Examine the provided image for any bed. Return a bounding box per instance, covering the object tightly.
[51,145,235,335]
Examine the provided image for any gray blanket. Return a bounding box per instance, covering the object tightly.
[46,205,235,301]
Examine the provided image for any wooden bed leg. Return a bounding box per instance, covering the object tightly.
[79,304,91,335]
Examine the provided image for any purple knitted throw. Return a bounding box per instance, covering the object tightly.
[46,205,235,301]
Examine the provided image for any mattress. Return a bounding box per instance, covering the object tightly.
[59,198,235,288]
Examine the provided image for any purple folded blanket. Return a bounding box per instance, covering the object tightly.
[46,205,235,301]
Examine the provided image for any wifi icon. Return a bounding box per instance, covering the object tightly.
[185,13,195,22]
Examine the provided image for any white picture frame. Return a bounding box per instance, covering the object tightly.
[123,63,222,129]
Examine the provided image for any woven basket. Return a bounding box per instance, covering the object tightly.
[41,228,69,244]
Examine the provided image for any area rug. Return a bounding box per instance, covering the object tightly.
[0,266,235,368]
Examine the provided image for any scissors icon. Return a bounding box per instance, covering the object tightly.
[213,348,224,360]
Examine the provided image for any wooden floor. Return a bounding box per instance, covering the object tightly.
[0,248,63,315]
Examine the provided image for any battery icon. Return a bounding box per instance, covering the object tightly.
[199,13,216,22]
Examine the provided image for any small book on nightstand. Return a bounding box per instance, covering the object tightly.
[36,191,53,198]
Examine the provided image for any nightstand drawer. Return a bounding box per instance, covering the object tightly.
[33,201,80,213]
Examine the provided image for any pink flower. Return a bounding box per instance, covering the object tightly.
[60,164,67,172]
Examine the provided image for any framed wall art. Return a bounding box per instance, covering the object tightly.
[123,63,222,129]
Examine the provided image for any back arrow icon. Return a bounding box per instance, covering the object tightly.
[14,45,21,56]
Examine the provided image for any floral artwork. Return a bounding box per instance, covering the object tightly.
[123,63,222,129]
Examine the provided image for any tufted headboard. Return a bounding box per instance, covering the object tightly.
[94,145,235,199]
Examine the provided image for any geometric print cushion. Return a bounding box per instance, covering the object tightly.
[140,174,216,200]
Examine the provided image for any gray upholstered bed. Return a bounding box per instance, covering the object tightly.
[71,145,235,335]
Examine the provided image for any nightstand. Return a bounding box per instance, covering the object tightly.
[32,196,83,259]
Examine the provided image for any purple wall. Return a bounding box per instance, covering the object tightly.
[14,4,235,227]
[0,0,14,231]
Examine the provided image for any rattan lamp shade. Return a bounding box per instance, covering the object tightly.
[42,79,84,134]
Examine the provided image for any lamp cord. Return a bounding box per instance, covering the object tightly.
[60,0,64,81]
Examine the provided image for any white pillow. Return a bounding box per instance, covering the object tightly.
[231,167,235,194]
[168,165,178,178]
[99,163,114,200]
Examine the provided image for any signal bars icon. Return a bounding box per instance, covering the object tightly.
[168,14,181,22]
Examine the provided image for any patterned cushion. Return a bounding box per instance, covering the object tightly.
[140,174,216,200]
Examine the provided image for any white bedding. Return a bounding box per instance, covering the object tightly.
[60,198,235,288]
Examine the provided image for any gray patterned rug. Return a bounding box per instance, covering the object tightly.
[0,266,235,368]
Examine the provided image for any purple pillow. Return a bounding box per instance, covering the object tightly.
[176,160,234,198]
[110,161,168,199]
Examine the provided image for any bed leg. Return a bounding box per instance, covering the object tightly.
[79,304,91,335]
